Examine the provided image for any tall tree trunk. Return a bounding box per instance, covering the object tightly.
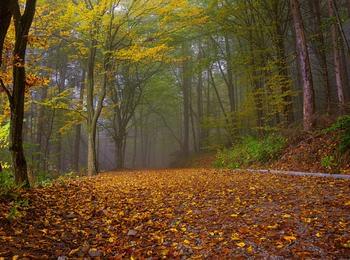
[0,3,12,67]
[182,43,191,157]
[73,70,85,172]
[35,87,47,171]
[328,0,346,113]
[8,0,37,186]
[86,44,98,176]
[196,61,204,151]
[309,0,331,114]
[87,127,97,175]
[115,136,125,169]
[132,117,137,168]
[224,35,235,114]
[274,23,295,124]
[56,56,67,173]
[291,0,315,131]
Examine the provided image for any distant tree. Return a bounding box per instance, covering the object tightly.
[290,0,315,131]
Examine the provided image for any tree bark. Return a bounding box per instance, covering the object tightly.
[86,44,98,176]
[115,137,125,169]
[308,0,331,114]
[224,35,235,114]
[290,0,315,131]
[73,70,85,172]
[196,52,204,151]
[274,22,295,125]
[328,0,345,113]
[8,0,37,186]
[0,3,12,67]
[182,42,191,157]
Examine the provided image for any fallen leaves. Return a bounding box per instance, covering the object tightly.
[236,242,245,248]
[283,235,297,242]
[0,169,349,258]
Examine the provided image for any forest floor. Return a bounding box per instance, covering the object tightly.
[190,131,350,174]
[1,169,350,258]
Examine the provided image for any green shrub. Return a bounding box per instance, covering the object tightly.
[6,198,29,221]
[0,170,15,191]
[34,171,54,187]
[321,155,337,170]
[214,134,287,169]
[326,115,350,154]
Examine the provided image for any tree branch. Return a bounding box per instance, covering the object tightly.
[0,78,12,102]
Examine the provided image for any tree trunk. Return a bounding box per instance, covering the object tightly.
[87,129,97,175]
[0,3,12,67]
[115,137,125,169]
[132,117,137,168]
[9,0,37,186]
[35,86,47,171]
[224,35,235,114]
[328,0,345,113]
[182,43,191,157]
[86,44,98,176]
[196,57,204,151]
[291,0,315,131]
[309,0,331,114]
[274,23,295,124]
[73,70,85,172]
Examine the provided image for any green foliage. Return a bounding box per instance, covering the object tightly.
[326,115,350,154]
[35,171,54,187]
[214,135,287,169]
[0,122,11,170]
[0,170,15,192]
[6,199,29,221]
[321,155,337,170]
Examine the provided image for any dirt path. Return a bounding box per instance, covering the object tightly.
[1,169,350,258]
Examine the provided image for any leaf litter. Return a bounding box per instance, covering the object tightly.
[0,169,349,258]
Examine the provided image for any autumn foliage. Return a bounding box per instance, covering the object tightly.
[1,169,350,258]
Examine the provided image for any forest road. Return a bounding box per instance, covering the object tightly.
[1,168,350,258]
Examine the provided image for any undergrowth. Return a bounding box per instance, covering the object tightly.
[214,134,287,169]
[326,115,350,154]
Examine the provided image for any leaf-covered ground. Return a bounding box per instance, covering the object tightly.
[1,169,350,258]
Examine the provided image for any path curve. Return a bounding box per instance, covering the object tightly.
[235,168,350,180]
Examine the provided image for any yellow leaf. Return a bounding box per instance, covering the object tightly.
[247,245,253,253]
[230,213,239,218]
[316,232,322,238]
[282,214,291,218]
[345,201,350,206]
[276,241,284,248]
[161,249,169,256]
[342,240,350,248]
[267,224,278,229]
[302,217,312,223]
[183,239,190,245]
[231,233,240,241]
[283,235,296,242]
[236,242,246,248]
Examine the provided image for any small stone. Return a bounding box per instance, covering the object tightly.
[66,212,76,219]
[127,229,138,236]
[81,244,90,254]
[88,248,101,257]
